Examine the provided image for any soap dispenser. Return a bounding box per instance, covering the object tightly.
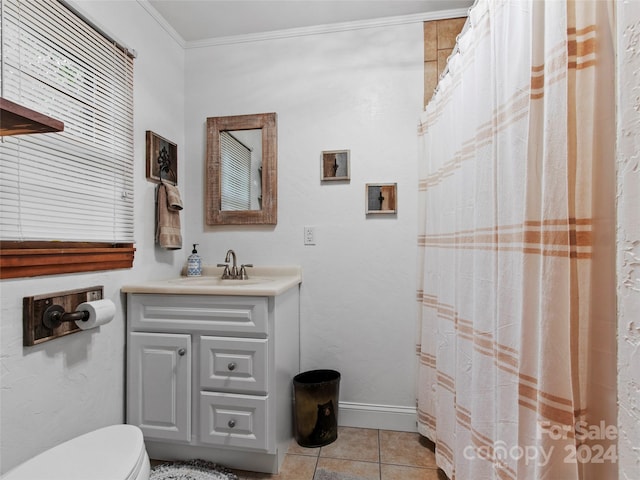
[187,244,202,277]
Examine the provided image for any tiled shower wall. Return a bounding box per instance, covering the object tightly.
[423,17,466,107]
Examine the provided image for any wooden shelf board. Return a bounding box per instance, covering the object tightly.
[0,97,64,136]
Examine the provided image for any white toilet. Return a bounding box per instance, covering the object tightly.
[1,424,150,480]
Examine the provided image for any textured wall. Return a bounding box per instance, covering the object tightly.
[184,23,423,418]
[617,1,640,478]
[0,1,185,473]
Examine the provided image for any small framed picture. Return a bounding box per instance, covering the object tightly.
[321,150,350,181]
[146,131,178,185]
[366,183,397,214]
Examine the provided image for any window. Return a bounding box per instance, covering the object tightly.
[0,0,135,278]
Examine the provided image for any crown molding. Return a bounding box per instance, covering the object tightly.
[137,0,187,49]
[185,8,469,49]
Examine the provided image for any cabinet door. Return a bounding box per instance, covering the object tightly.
[127,332,191,442]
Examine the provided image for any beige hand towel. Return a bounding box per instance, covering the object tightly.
[164,182,183,211]
[156,183,182,249]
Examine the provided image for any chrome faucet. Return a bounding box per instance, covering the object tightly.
[225,249,238,278]
[217,249,253,279]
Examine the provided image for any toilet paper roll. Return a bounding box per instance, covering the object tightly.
[75,299,116,330]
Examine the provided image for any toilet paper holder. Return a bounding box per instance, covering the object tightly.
[23,285,104,346]
[42,305,90,329]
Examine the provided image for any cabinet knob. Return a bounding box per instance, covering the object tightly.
[227,362,236,371]
[178,348,186,356]
[228,419,236,428]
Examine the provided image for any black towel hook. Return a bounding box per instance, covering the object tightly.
[157,146,176,185]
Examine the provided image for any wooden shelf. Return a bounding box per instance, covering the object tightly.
[0,241,135,279]
[0,97,64,136]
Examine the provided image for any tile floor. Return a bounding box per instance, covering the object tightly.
[230,427,449,480]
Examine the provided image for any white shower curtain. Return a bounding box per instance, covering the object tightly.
[416,1,616,479]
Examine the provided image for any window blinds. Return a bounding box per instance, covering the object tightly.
[220,131,252,211]
[0,0,134,243]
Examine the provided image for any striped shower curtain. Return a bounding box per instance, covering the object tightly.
[416,1,616,479]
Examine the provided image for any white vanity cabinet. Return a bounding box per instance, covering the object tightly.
[124,283,300,474]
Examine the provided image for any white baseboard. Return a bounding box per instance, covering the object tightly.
[337,402,418,432]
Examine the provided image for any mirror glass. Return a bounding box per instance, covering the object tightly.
[206,113,277,225]
[220,129,262,211]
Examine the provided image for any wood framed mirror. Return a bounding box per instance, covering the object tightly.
[206,113,277,225]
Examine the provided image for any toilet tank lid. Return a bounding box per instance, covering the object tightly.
[1,425,146,480]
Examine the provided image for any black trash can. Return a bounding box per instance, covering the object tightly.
[293,369,341,447]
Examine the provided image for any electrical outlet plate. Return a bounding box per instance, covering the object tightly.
[304,226,316,245]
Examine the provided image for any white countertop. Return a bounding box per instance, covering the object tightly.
[121,266,302,296]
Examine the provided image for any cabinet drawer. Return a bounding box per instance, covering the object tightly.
[200,336,268,394]
[129,294,268,336]
[200,392,269,451]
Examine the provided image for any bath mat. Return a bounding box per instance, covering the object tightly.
[150,459,238,480]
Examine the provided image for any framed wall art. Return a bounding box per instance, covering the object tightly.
[365,183,397,214]
[146,130,178,185]
[321,149,350,181]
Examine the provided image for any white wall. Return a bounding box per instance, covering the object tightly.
[0,1,185,473]
[616,1,640,478]
[184,24,423,425]
[4,2,636,476]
